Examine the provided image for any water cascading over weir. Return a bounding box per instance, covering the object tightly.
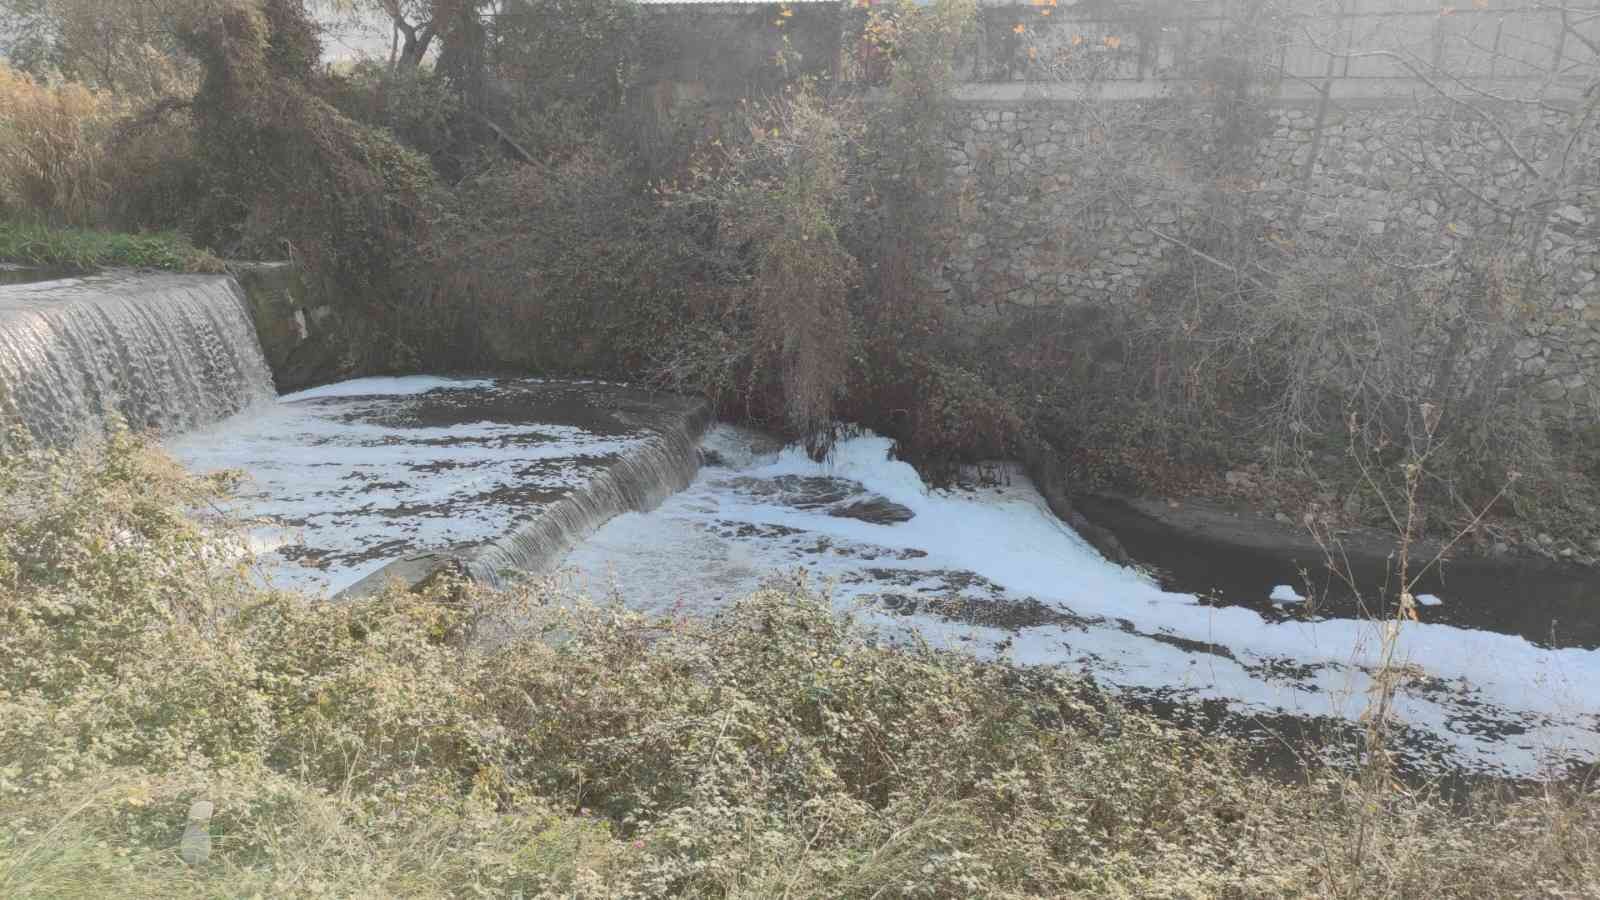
[0,273,276,448]
[316,382,711,599]
[1,269,712,595]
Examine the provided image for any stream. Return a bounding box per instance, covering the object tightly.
[557,425,1600,781]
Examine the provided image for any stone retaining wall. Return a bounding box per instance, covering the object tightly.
[937,95,1600,408]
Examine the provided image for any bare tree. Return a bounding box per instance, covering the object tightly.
[0,0,198,96]
[318,0,477,70]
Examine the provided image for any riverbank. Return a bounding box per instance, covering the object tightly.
[2,433,1596,898]
[0,223,223,274]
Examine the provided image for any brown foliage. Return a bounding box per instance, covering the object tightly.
[0,63,119,226]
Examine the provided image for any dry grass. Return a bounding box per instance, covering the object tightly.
[0,431,1595,898]
[0,63,122,226]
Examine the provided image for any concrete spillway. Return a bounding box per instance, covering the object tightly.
[165,377,710,598]
[0,273,275,448]
[0,272,710,597]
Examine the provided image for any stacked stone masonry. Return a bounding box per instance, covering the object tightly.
[936,98,1600,410]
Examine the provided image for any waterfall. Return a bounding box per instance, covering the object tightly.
[463,402,714,587]
[0,273,276,448]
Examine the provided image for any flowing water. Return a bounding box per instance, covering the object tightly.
[0,273,275,447]
[6,271,1594,782]
[557,425,1600,780]
[167,376,707,596]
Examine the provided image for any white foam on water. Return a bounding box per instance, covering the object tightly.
[282,375,497,402]
[1270,584,1306,604]
[560,425,1600,778]
[168,377,646,596]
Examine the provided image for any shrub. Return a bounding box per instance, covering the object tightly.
[422,142,699,375]
[100,98,203,232]
[323,62,476,183]
[711,88,860,443]
[0,62,120,226]
[2,433,1596,898]
[1004,221,1595,543]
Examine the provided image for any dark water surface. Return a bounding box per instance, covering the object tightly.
[1078,496,1600,650]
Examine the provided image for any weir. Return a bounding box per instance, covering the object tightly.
[0,270,711,600]
[337,398,710,599]
[162,376,711,599]
[462,399,712,588]
[0,273,275,448]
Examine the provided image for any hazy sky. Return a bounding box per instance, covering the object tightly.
[316,7,400,64]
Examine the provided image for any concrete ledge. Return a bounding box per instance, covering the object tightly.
[226,260,345,393]
[332,392,714,602]
[338,552,471,601]
[948,78,1591,107]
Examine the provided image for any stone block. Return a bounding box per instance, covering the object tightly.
[1555,204,1588,226]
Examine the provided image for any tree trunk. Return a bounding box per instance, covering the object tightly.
[395,30,432,69]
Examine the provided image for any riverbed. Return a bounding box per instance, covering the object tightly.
[167,377,1600,781]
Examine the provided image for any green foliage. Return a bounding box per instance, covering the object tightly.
[0,221,223,272]
[173,0,451,371]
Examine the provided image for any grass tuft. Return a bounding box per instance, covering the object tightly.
[0,221,224,274]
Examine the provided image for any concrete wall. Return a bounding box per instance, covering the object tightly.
[229,261,347,394]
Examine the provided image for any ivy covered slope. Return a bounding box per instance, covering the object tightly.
[0,432,1594,898]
